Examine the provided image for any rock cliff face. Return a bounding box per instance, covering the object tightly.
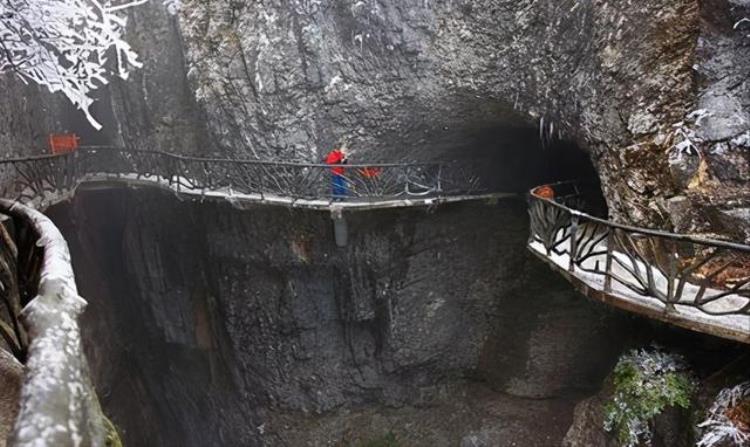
[177,0,750,236]
[107,2,213,154]
[2,1,747,237]
[0,78,64,156]
[47,187,652,446]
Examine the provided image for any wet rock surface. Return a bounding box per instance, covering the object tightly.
[46,186,651,446]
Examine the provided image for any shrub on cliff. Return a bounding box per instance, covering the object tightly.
[603,347,696,447]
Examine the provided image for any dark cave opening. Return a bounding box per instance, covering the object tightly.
[363,95,600,196]
[461,126,599,193]
[418,124,601,195]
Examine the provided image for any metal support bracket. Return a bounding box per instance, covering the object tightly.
[330,205,348,248]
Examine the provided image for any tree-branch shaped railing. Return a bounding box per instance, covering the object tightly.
[0,148,485,204]
[528,181,750,342]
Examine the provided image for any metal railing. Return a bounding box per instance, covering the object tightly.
[0,147,485,204]
[528,181,750,322]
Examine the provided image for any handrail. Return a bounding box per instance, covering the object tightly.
[82,146,464,169]
[0,147,452,168]
[528,181,750,342]
[532,181,750,253]
[0,147,486,204]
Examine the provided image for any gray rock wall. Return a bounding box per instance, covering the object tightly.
[0,78,65,156]
[107,2,215,154]
[2,0,748,237]
[179,0,750,236]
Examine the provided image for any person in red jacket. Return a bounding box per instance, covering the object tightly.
[325,142,349,200]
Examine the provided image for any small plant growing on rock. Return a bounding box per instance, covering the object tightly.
[359,431,400,447]
[603,347,696,447]
[697,382,750,447]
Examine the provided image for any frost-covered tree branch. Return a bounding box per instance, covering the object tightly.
[0,0,178,130]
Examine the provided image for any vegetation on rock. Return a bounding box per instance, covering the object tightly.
[603,347,695,447]
[103,415,124,447]
[358,431,400,447]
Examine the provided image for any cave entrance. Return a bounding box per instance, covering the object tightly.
[383,96,599,194]
[425,122,599,194]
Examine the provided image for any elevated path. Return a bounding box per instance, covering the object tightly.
[0,147,514,212]
[528,181,750,344]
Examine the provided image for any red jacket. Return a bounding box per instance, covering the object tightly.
[325,149,346,175]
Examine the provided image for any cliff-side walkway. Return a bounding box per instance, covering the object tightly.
[2,147,513,211]
[528,181,750,344]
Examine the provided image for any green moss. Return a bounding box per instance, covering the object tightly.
[603,348,696,447]
[357,431,400,447]
[103,416,123,447]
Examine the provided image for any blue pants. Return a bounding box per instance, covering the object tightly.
[332,174,347,199]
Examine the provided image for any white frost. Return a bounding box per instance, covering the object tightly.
[0,0,178,129]
[697,382,750,447]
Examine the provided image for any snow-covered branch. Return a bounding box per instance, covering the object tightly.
[0,0,179,130]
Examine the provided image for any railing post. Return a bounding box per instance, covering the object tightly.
[258,165,265,200]
[436,164,443,197]
[604,229,614,293]
[666,240,677,311]
[403,165,410,196]
[71,151,78,191]
[168,157,175,188]
[569,214,579,272]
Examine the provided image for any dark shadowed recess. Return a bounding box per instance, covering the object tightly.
[358,95,600,194]
[428,124,598,193]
